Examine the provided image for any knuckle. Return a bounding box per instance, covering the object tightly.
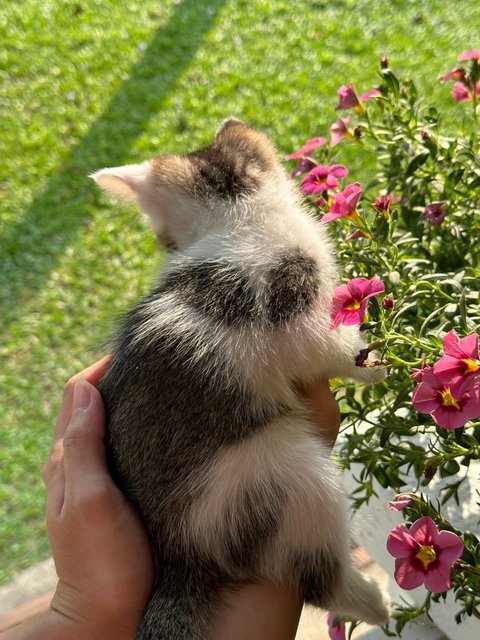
[42,442,64,484]
[62,428,85,454]
[41,460,51,484]
[65,376,77,393]
[74,486,112,520]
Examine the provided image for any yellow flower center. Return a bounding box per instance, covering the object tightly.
[440,387,461,410]
[463,358,480,373]
[345,299,361,311]
[349,209,362,226]
[415,544,437,570]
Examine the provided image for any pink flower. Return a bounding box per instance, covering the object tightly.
[301,165,349,195]
[411,361,431,382]
[361,88,382,101]
[452,81,480,102]
[373,193,393,217]
[285,137,327,160]
[412,369,480,430]
[434,330,480,387]
[388,494,412,511]
[327,614,346,640]
[387,516,463,593]
[290,157,317,179]
[346,229,367,241]
[329,116,351,147]
[439,67,466,83]
[335,83,360,110]
[422,201,447,226]
[322,183,362,224]
[331,277,385,329]
[458,49,480,62]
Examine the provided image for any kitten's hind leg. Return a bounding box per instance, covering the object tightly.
[324,565,391,625]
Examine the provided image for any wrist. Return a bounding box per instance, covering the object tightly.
[48,580,140,640]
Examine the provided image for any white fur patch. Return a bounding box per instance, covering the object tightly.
[187,413,348,578]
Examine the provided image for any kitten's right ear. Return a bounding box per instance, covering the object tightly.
[90,161,151,203]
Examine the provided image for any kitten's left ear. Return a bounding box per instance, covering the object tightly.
[90,161,151,203]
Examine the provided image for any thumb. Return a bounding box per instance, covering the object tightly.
[63,378,110,502]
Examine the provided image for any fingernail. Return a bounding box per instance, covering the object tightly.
[73,378,92,410]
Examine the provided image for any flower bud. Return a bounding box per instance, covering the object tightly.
[420,130,431,143]
[388,271,400,285]
[382,294,395,310]
[380,54,389,69]
[354,125,366,139]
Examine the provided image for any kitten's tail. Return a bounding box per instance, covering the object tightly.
[136,561,223,640]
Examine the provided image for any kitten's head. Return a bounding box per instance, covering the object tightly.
[92,119,287,251]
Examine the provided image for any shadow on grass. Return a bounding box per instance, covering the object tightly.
[0,0,227,330]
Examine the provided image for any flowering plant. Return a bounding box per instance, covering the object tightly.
[287,53,480,635]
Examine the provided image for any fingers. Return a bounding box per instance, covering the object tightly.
[299,380,341,448]
[52,355,111,447]
[44,357,111,519]
[44,438,66,518]
[62,379,111,508]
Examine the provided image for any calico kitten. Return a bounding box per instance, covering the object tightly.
[93,119,390,640]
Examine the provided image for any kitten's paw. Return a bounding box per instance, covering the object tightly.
[362,364,387,384]
[359,582,391,625]
[354,350,387,384]
[330,570,391,626]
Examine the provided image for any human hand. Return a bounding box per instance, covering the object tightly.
[42,357,154,639]
[5,365,339,640]
[298,379,342,449]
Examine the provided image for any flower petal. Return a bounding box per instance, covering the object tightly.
[433,354,465,386]
[285,136,327,160]
[387,525,419,557]
[360,88,382,101]
[409,516,440,546]
[436,530,464,565]
[423,562,452,593]
[431,405,469,430]
[412,380,440,414]
[388,495,412,511]
[327,614,346,640]
[363,276,386,299]
[458,333,479,358]
[329,164,349,178]
[322,210,346,224]
[346,277,370,300]
[333,308,363,327]
[458,49,480,62]
[394,557,425,590]
[442,329,463,358]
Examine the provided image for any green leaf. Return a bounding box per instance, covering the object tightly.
[380,68,400,100]
[406,152,429,177]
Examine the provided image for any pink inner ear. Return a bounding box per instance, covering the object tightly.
[91,161,151,202]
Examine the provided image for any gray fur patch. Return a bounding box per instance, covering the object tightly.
[137,555,227,640]
[159,260,258,326]
[294,550,341,606]
[188,137,267,198]
[156,249,320,330]
[222,480,286,570]
[99,311,285,532]
[265,250,320,326]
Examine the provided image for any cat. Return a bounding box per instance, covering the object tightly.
[93,119,390,639]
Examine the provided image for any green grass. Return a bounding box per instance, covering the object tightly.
[1,0,479,584]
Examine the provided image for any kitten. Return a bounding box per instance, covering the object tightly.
[93,119,390,640]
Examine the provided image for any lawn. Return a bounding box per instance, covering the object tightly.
[1,0,479,584]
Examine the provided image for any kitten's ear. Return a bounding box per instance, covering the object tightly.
[216,117,246,136]
[90,161,151,203]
